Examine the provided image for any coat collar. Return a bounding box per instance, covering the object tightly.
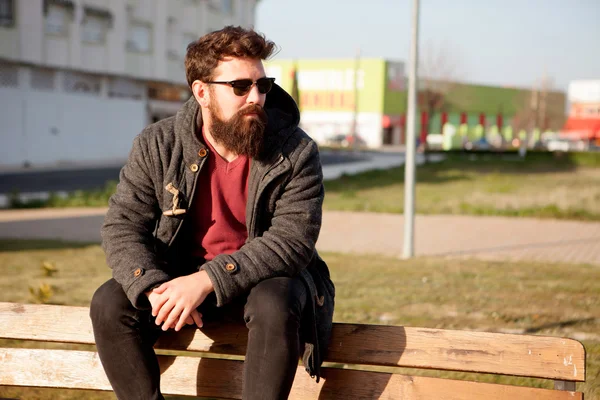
[173,83,300,169]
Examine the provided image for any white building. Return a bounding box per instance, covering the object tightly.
[0,0,258,168]
[561,80,600,144]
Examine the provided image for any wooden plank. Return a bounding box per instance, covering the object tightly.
[0,302,586,381]
[327,324,586,382]
[0,348,582,400]
[0,302,95,345]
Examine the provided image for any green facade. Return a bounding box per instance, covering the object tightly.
[265,58,566,134]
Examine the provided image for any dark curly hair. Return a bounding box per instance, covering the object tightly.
[184,26,277,88]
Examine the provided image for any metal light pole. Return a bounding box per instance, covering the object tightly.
[403,0,420,259]
[350,48,361,148]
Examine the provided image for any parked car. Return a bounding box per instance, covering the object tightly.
[464,138,491,151]
[325,134,367,148]
[546,138,570,152]
[545,138,587,152]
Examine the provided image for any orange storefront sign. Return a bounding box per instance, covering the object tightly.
[299,91,356,111]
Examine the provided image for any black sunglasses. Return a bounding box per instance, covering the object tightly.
[206,77,276,96]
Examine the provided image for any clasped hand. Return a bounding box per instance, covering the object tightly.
[146,270,214,332]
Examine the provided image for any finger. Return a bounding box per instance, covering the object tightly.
[190,310,203,328]
[153,283,168,294]
[185,316,194,325]
[163,304,184,331]
[155,298,175,325]
[151,292,170,318]
[175,308,192,332]
[190,310,203,326]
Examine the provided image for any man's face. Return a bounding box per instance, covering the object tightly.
[205,57,269,158]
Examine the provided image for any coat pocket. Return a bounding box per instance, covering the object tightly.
[312,256,335,299]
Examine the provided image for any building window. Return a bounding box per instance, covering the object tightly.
[182,33,196,57]
[222,0,233,15]
[45,3,72,36]
[127,22,152,53]
[207,0,220,11]
[166,17,178,59]
[0,62,18,87]
[30,67,55,91]
[108,77,144,99]
[148,82,190,102]
[82,15,107,44]
[0,0,14,27]
[63,71,101,95]
[82,7,112,44]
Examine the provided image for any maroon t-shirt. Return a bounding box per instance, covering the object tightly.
[190,130,250,260]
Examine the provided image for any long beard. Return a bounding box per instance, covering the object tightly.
[208,102,268,159]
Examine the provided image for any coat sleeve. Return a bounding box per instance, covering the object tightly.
[201,139,324,306]
[101,135,171,309]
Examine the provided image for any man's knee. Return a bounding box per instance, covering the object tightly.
[90,279,131,328]
[244,277,306,330]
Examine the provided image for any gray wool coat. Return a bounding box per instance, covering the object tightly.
[101,83,335,381]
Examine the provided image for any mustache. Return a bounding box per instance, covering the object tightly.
[238,104,268,123]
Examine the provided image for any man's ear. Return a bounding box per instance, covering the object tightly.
[191,80,209,108]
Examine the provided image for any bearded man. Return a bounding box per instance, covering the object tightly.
[90,26,335,400]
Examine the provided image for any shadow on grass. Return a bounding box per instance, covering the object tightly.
[324,151,591,193]
[0,239,97,252]
[524,318,597,334]
[325,164,472,192]
[434,151,590,174]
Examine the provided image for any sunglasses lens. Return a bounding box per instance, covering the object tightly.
[227,78,274,96]
[257,78,273,94]
[231,80,253,96]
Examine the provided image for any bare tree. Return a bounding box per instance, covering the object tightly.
[512,92,537,134]
[417,41,463,150]
[512,74,566,145]
[541,82,567,133]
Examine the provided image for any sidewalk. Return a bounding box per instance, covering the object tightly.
[318,211,600,266]
[1,207,599,266]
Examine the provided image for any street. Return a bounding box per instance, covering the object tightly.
[0,150,371,195]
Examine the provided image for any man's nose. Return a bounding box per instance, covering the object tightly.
[246,84,265,106]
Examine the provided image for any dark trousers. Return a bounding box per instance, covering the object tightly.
[90,276,308,400]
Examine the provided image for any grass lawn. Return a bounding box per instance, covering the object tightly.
[0,239,598,399]
[324,152,600,220]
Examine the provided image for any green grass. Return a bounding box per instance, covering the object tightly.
[324,152,600,220]
[7,152,600,222]
[7,181,117,209]
[0,239,598,398]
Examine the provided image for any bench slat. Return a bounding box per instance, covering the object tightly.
[0,348,582,400]
[327,324,585,382]
[0,302,585,381]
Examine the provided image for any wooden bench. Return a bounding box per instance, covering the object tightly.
[0,302,586,399]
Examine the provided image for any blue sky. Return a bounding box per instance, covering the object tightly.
[255,0,600,91]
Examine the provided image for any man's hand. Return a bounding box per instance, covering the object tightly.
[148,271,214,332]
[146,289,202,329]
